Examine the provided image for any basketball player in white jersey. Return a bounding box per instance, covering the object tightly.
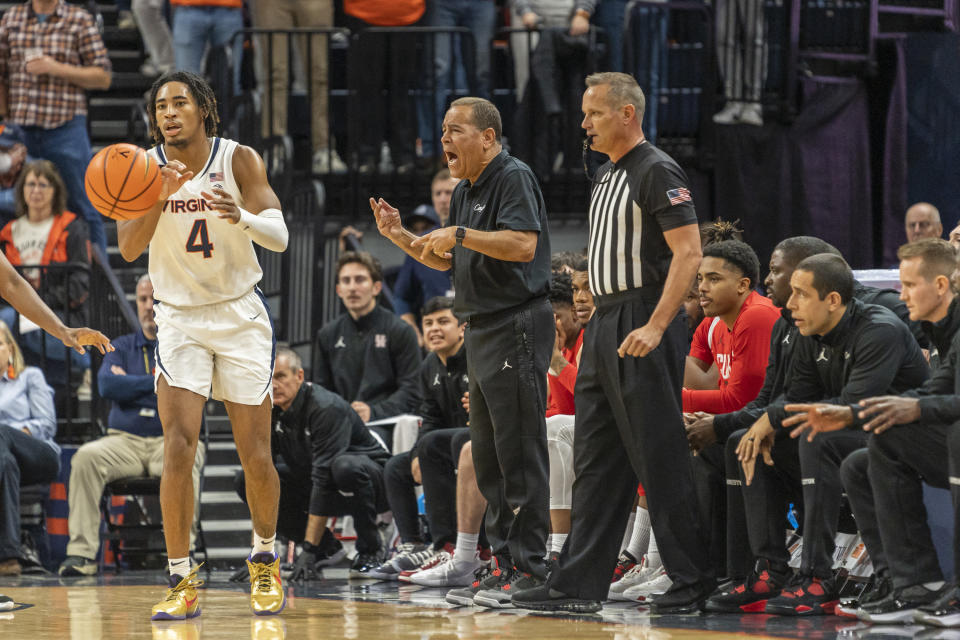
[116,71,289,620]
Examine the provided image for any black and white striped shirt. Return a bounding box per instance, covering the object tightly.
[588,142,698,297]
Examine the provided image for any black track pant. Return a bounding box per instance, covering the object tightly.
[384,451,422,544]
[798,429,867,577]
[549,288,712,601]
[466,298,553,578]
[869,421,960,588]
[694,441,751,579]
[418,427,472,549]
[730,428,801,568]
[839,447,888,577]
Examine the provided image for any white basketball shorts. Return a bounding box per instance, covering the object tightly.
[154,287,275,405]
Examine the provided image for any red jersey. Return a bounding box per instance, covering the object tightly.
[546,328,583,417]
[683,291,780,414]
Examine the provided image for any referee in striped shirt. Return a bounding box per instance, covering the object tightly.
[514,72,714,614]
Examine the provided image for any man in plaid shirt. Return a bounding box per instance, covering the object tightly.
[0,0,111,253]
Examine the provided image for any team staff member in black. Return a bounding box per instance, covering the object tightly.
[235,347,391,579]
[515,72,712,614]
[371,296,471,580]
[736,254,929,615]
[312,251,422,423]
[370,96,553,602]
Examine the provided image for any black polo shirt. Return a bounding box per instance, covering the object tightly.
[449,150,551,320]
[588,142,698,297]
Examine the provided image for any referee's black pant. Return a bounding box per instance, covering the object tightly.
[549,288,712,601]
[466,298,553,578]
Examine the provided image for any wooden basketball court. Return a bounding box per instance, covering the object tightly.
[0,569,871,639]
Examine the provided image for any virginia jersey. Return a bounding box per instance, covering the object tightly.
[147,137,263,307]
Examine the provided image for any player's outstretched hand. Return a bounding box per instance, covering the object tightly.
[201,187,240,224]
[62,327,113,355]
[158,159,193,202]
[370,197,404,241]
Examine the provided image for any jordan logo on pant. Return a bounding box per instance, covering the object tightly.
[501,359,512,371]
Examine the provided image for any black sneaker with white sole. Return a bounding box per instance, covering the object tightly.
[836,575,892,618]
[915,584,960,627]
[860,584,949,624]
[58,555,98,577]
[512,583,602,613]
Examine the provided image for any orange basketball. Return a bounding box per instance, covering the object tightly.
[84,143,163,221]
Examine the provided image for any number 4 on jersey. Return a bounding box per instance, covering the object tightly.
[186,219,214,258]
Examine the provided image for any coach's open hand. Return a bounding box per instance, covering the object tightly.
[617,323,663,358]
[782,403,852,441]
[370,198,404,241]
[61,327,113,355]
[158,159,193,201]
[411,227,456,262]
[202,187,240,223]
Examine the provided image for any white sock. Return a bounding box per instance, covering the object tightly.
[252,532,276,557]
[646,530,662,570]
[620,511,636,553]
[453,532,479,568]
[625,507,651,560]
[168,557,190,578]
[551,533,567,554]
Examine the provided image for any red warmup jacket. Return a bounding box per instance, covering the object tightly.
[682,290,780,414]
[546,328,583,417]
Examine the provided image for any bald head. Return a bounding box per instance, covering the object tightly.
[905,202,942,243]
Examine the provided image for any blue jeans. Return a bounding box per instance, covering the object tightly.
[22,116,105,254]
[418,0,496,157]
[629,7,669,143]
[594,0,629,72]
[172,5,243,96]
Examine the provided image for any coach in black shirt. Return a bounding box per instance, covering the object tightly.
[370,97,553,601]
[515,72,712,614]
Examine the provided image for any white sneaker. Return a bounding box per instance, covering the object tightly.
[408,550,485,587]
[739,102,764,127]
[312,148,348,174]
[712,102,742,125]
[622,569,673,603]
[608,556,660,601]
[398,547,452,583]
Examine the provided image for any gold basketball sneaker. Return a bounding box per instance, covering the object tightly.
[151,564,204,620]
[248,553,286,615]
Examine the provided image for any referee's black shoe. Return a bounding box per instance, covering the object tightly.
[649,579,716,614]
[511,584,602,614]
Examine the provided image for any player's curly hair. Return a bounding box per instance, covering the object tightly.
[700,218,744,247]
[703,240,761,289]
[146,70,221,144]
[549,271,574,307]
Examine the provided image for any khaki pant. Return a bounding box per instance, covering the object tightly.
[65,430,206,561]
[254,0,334,151]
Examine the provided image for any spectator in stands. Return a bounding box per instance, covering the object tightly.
[0,320,57,576]
[0,160,90,382]
[312,251,422,428]
[369,296,471,581]
[393,170,458,341]
[905,202,943,244]
[783,238,960,622]
[0,124,31,227]
[0,0,112,254]
[253,0,345,174]
[592,0,627,71]
[736,254,928,616]
[510,0,595,102]
[949,220,960,251]
[344,0,424,175]
[170,0,243,96]
[240,347,390,579]
[712,0,766,127]
[58,275,205,577]
[419,0,496,165]
[132,0,175,77]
